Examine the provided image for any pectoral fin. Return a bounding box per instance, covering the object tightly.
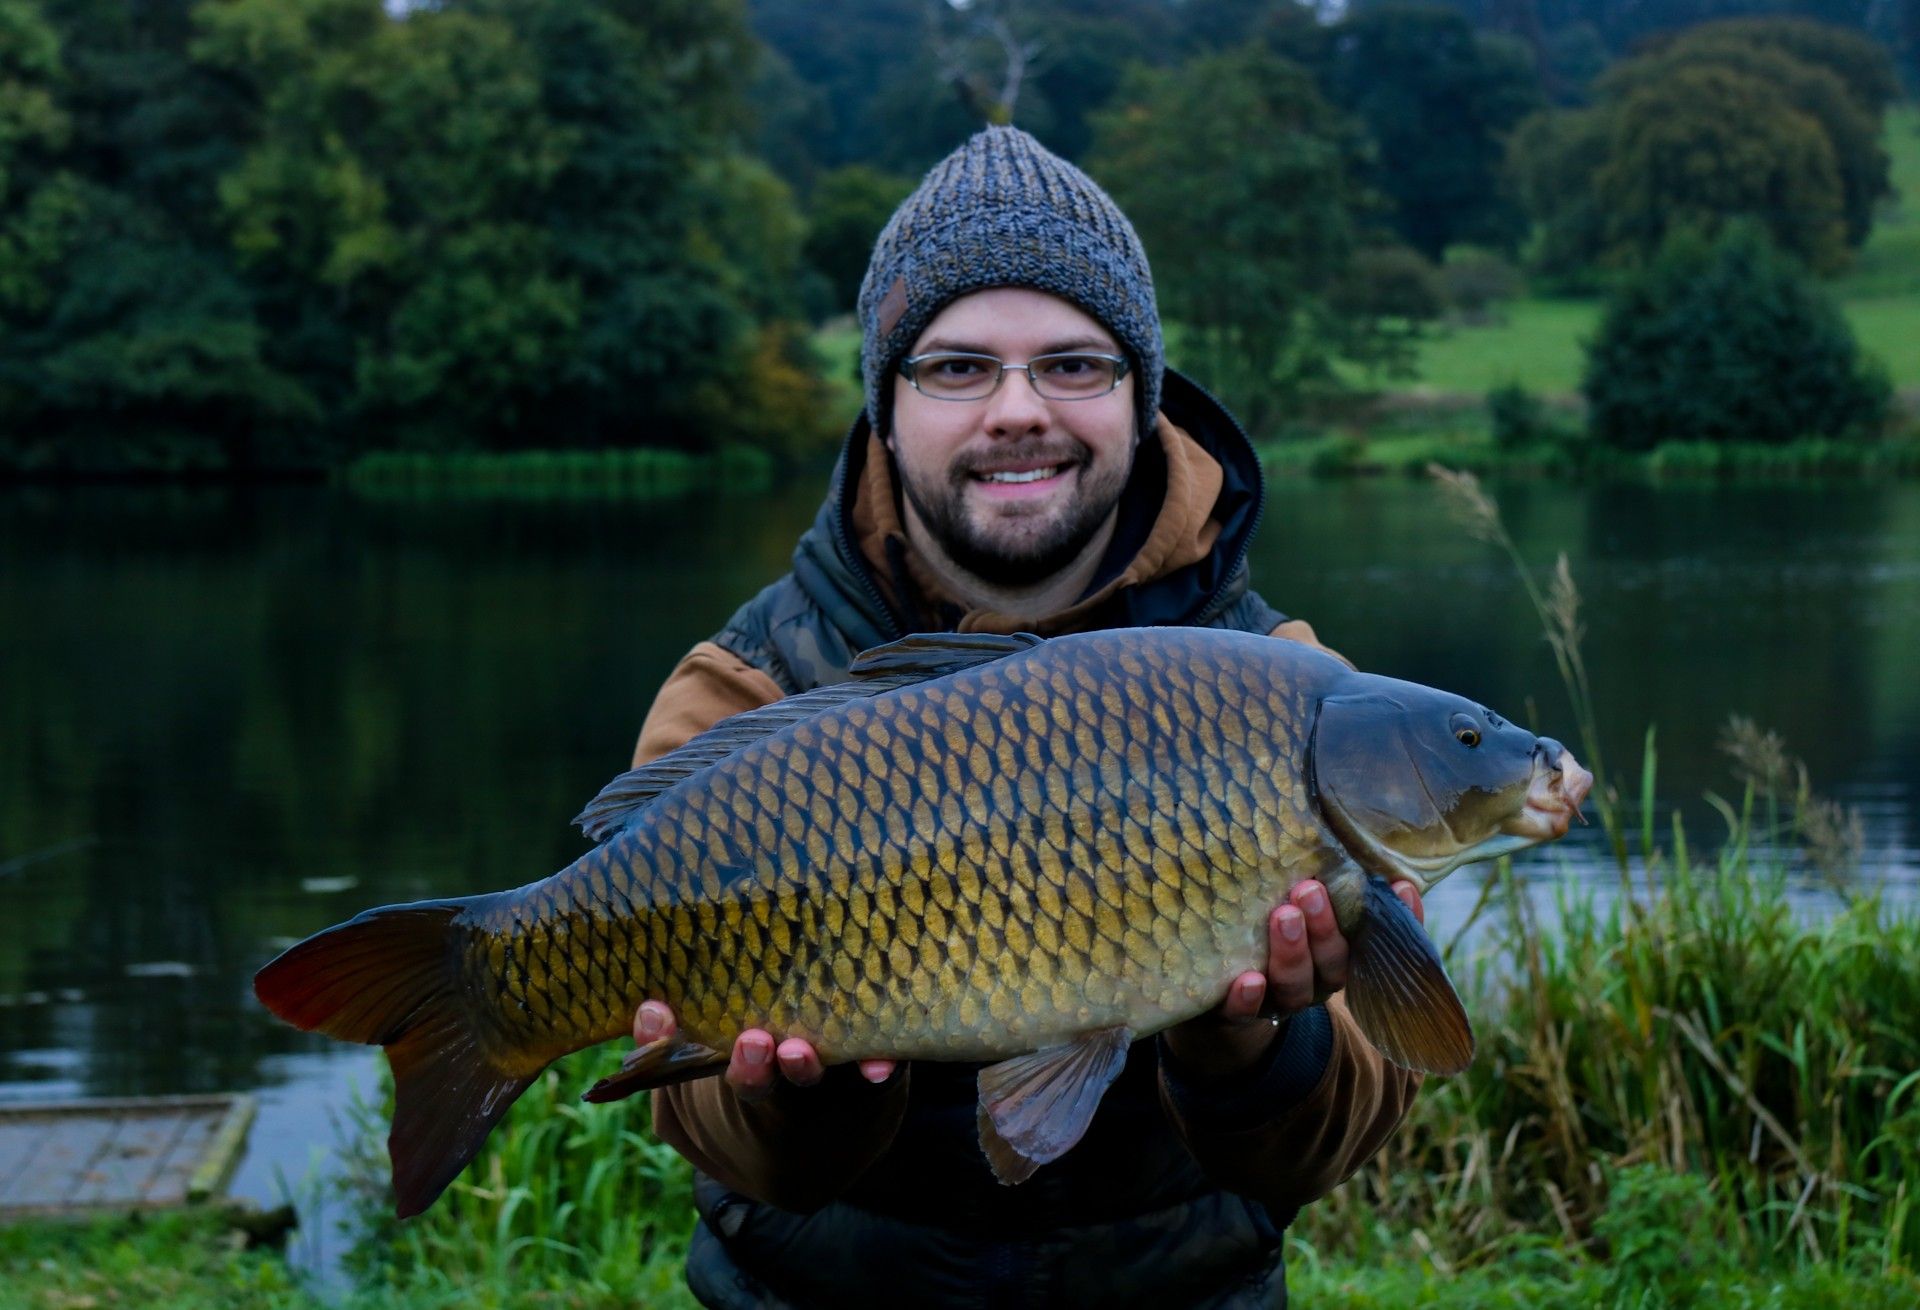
[1344,876,1475,1075]
[582,1033,727,1103]
[975,1025,1132,1185]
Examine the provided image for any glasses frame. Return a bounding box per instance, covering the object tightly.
[897,350,1131,402]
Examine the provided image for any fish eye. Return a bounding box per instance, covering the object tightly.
[1450,713,1481,748]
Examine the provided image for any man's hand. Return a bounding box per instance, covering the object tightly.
[1161,878,1424,1081]
[632,1001,896,1103]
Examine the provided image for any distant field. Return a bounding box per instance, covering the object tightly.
[1407,104,1920,396]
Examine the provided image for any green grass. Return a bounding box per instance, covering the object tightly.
[1400,104,1920,397]
[0,1208,312,1310]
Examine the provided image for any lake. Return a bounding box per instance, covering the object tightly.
[2,474,1915,1233]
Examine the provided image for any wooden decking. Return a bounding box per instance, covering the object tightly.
[0,1094,255,1219]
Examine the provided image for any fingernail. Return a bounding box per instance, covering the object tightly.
[1302,887,1326,916]
[637,1004,664,1039]
[743,1040,769,1067]
[1237,977,1263,1005]
[1278,907,1304,942]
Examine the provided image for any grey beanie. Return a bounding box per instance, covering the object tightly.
[856,125,1163,440]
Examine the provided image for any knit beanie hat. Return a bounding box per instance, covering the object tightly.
[856,125,1163,440]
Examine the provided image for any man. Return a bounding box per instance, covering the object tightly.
[627,126,1421,1308]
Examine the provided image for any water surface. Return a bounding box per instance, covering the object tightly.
[1,476,1914,1219]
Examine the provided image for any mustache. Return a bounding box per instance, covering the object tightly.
[950,442,1090,479]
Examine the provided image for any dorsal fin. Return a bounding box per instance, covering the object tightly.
[572,631,1044,843]
[848,631,1042,678]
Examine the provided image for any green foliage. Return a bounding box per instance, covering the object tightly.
[0,1208,312,1308]
[1089,45,1384,431]
[1486,383,1552,449]
[1439,247,1524,323]
[1601,27,1892,250]
[1598,63,1848,272]
[1583,223,1890,450]
[1311,3,1544,258]
[341,1057,699,1310]
[802,164,914,316]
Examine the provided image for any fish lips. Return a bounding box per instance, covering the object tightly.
[1501,748,1593,842]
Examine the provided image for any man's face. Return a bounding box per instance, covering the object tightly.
[888,288,1138,587]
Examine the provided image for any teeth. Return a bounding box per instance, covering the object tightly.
[981,466,1062,484]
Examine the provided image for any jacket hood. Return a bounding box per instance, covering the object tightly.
[786,368,1266,657]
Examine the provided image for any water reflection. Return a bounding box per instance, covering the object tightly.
[0,477,1914,1107]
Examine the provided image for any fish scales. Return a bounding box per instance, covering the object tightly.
[458,631,1341,1073]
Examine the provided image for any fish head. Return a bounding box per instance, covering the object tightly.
[1309,678,1593,892]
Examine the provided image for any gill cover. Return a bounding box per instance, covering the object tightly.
[1310,679,1543,885]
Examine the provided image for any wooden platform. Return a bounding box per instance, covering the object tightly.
[0,1094,255,1219]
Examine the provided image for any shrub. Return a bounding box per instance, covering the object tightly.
[1582,222,1889,451]
[1440,248,1523,324]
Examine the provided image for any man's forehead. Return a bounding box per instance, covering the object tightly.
[911,288,1120,354]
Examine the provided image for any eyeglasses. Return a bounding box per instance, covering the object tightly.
[897,351,1130,402]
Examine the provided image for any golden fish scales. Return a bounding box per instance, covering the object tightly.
[471,631,1332,1074]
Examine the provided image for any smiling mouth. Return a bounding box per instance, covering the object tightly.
[975,464,1072,485]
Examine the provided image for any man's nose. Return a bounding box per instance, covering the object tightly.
[982,367,1049,436]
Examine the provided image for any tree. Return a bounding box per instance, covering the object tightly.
[1603,25,1892,248]
[1089,45,1383,429]
[1594,63,1848,273]
[0,0,309,470]
[803,165,914,316]
[193,0,820,457]
[1313,3,1544,258]
[1582,222,1888,451]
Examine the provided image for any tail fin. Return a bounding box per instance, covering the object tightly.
[1343,877,1475,1075]
[254,898,539,1218]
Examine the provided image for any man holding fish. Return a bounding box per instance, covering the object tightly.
[255,124,1590,1309]
[618,127,1588,1306]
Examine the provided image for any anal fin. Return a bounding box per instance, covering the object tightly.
[976,1025,1131,1185]
[582,1033,728,1103]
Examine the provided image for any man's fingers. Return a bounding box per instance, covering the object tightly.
[858,1059,896,1083]
[1393,879,1426,926]
[727,1029,778,1100]
[1291,880,1349,993]
[777,1038,825,1087]
[633,1000,676,1046]
[1264,907,1314,1014]
[1217,971,1267,1021]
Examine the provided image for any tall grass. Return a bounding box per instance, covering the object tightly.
[339,1064,698,1310]
[1293,469,1920,1280]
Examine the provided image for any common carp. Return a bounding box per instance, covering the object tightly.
[255,627,1590,1216]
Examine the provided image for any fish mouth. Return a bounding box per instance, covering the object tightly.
[1317,745,1595,892]
[1502,748,1593,842]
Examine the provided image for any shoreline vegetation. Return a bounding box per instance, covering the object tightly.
[6,471,1915,1308]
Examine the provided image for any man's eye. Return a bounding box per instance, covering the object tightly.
[1040,356,1095,376]
[931,358,987,378]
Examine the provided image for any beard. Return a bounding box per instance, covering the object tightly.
[896,439,1132,588]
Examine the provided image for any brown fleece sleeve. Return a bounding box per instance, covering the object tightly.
[1270,617,1356,671]
[1158,994,1420,1216]
[632,641,914,1211]
[631,641,786,768]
